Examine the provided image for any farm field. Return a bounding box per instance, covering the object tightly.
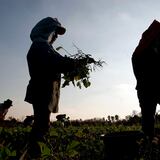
[0,115,160,160]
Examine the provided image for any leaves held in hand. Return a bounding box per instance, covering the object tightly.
[56,45,106,89]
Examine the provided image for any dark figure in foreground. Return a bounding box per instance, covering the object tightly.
[132,20,160,140]
[0,99,13,120]
[24,17,93,158]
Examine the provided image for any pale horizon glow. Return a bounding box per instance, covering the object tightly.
[1,0,160,121]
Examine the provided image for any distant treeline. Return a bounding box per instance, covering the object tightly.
[2,111,160,128]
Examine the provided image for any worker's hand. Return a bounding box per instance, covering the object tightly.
[87,57,95,64]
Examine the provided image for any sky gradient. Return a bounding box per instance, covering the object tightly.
[1,0,160,120]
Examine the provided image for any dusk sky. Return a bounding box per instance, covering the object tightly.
[1,0,160,120]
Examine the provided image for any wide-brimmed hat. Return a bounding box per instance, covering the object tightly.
[30,17,66,41]
[4,99,13,106]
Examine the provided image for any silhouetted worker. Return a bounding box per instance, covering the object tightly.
[0,99,13,120]
[23,115,34,126]
[132,20,160,140]
[24,17,93,158]
[56,114,70,127]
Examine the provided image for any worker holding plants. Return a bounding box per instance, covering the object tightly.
[24,17,95,158]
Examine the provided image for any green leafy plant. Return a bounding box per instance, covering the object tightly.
[0,145,16,159]
[0,119,160,159]
[56,44,106,89]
